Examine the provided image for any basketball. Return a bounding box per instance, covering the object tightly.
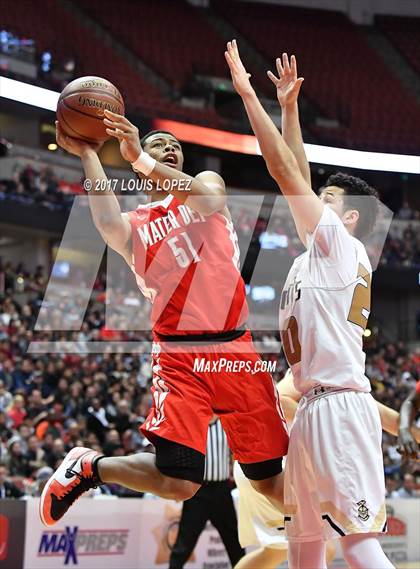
[56,76,124,144]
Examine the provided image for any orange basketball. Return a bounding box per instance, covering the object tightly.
[57,76,125,144]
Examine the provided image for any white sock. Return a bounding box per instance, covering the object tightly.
[341,534,395,569]
[288,539,327,569]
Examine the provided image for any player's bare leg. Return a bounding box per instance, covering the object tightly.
[234,546,287,569]
[249,471,285,513]
[341,534,394,569]
[40,447,200,527]
[97,453,200,500]
[289,540,327,569]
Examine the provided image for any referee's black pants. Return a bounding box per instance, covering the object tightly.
[169,480,245,569]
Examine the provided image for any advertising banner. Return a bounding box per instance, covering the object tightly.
[24,497,230,569]
[138,498,230,569]
[22,496,419,568]
[24,498,141,569]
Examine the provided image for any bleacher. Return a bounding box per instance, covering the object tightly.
[1,0,224,127]
[214,1,420,153]
[377,15,420,76]
[2,0,420,150]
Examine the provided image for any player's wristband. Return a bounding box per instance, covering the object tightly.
[131,152,156,175]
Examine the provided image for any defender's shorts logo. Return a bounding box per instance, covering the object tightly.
[357,500,370,521]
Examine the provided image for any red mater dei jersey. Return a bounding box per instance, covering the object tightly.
[127,194,248,335]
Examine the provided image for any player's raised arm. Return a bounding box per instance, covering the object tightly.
[56,122,131,260]
[267,54,311,187]
[103,110,226,216]
[225,40,322,241]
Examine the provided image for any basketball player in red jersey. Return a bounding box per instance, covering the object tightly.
[40,112,289,526]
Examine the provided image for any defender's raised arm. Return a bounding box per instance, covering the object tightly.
[225,40,323,242]
[267,53,310,187]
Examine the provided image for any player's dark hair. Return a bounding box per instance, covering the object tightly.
[324,172,379,239]
[140,130,180,147]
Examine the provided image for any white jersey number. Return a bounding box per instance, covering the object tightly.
[168,232,201,268]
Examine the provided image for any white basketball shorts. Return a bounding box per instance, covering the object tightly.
[284,387,387,543]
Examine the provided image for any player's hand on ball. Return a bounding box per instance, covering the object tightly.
[55,121,102,157]
[103,109,142,163]
[397,427,419,461]
[225,39,254,97]
[267,53,304,108]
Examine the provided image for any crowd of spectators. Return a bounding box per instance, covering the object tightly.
[379,221,420,268]
[235,206,420,270]
[364,340,420,497]
[0,164,77,212]
[0,263,153,498]
[1,164,419,269]
[0,259,419,500]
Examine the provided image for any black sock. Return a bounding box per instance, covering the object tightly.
[92,455,105,485]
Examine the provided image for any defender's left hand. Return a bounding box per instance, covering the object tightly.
[267,53,304,109]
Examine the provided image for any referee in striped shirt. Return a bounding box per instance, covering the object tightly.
[169,416,245,569]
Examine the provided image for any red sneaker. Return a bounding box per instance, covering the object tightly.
[39,447,102,527]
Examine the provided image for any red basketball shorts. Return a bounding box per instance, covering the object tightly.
[141,330,289,464]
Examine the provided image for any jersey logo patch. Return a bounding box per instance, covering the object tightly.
[357,500,370,521]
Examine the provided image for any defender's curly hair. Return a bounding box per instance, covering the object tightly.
[324,172,379,239]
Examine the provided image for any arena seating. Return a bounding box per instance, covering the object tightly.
[1,0,161,110]
[3,0,420,148]
[73,0,229,89]
[377,16,420,77]
[0,0,224,127]
[72,0,274,115]
[214,1,420,153]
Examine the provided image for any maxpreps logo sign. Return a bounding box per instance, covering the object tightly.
[38,526,129,565]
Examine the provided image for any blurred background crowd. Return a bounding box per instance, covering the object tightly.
[1,163,420,270]
[0,260,419,499]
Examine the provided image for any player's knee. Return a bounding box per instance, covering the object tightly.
[165,479,200,501]
[155,436,205,495]
[239,458,285,506]
[251,477,284,505]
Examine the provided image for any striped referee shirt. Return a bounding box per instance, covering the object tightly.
[204,419,230,482]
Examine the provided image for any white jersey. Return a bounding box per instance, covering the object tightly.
[279,205,372,394]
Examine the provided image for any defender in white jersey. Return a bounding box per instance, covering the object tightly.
[279,203,386,543]
[226,42,393,569]
[280,203,372,393]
